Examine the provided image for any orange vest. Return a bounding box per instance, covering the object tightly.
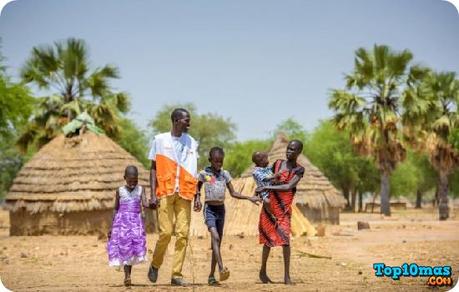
[152,133,198,200]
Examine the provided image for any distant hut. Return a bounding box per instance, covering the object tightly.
[240,133,346,224]
[5,114,151,235]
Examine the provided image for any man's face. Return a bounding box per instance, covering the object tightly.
[175,111,191,133]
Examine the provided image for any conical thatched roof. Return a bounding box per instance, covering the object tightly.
[5,132,150,214]
[242,133,346,210]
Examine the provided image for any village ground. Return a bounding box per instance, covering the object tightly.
[0,207,458,292]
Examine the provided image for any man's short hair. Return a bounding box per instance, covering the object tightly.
[171,108,190,122]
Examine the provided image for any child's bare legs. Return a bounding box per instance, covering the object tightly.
[283,245,293,284]
[259,245,273,283]
[209,227,223,276]
[124,265,132,286]
[263,198,275,222]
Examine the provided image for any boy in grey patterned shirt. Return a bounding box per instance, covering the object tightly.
[195,147,260,285]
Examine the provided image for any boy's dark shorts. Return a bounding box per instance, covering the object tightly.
[204,203,225,238]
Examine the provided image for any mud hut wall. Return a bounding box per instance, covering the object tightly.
[10,209,112,235]
[297,204,340,225]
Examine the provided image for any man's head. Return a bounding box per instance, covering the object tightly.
[286,140,303,161]
[124,165,139,189]
[252,151,269,168]
[170,108,191,134]
[208,146,225,171]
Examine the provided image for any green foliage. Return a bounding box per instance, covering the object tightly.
[224,139,272,177]
[0,72,34,139]
[19,38,130,152]
[303,120,379,196]
[0,59,35,199]
[329,44,423,174]
[149,103,237,169]
[273,117,308,142]
[403,70,459,175]
[449,170,459,198]
[389,157,420,198]
[115,118,149,168]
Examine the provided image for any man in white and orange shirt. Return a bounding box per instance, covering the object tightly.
[147,108,201,286]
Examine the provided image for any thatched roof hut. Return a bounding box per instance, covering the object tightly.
[241,133,346,224]
[5,131,150,235]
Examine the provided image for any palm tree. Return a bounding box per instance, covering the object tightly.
[329,44,427,216]
[19,38,129,151]
[402,71,459,220]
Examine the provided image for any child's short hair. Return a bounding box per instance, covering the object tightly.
[124,165,138,177]
[209,146,224,158]
[252,151,265,164]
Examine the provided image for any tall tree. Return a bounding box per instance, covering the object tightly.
[329,44,425,216]
[149,103,237,169]
[402,71,459,220]
[19,38,130,151]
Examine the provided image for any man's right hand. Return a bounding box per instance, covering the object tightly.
[149,195,159,209]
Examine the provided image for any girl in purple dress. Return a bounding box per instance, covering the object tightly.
[107,165,148,287]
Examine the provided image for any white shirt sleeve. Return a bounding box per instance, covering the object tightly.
[148,138,156,161]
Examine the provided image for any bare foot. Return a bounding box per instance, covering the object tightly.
[259,270,273,283]
[284,276,294,285]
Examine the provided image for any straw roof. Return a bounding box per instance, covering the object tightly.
[5,132,149,213]
[242,133,346,210]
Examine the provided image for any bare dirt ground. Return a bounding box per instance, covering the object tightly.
[0,207,458,291]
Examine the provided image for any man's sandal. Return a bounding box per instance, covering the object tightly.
[208,276,220,286]
[219,267,230,282]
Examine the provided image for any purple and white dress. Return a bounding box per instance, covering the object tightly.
[107,185,147,267]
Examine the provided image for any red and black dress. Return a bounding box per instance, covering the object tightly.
[258,159,304,247]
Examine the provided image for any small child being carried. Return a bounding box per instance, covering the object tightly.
[251,151,280,222]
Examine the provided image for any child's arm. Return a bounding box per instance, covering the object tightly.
[227,181,260,205]
[194,181,203,212]
[108,189,120,239]
[256,174,302,193]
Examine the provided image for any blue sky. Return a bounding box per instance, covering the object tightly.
[0,0,458,140]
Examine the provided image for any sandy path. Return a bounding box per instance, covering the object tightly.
[0,209,458,291]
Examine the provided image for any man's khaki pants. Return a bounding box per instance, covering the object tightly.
[151,193,191,279]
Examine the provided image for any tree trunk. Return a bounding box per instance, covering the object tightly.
[415,190,423,209]
[438,172,449,220]
[358,191,363,212]
[380,171,391,216]
[351,189,357,213]
[342,188,351,211]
